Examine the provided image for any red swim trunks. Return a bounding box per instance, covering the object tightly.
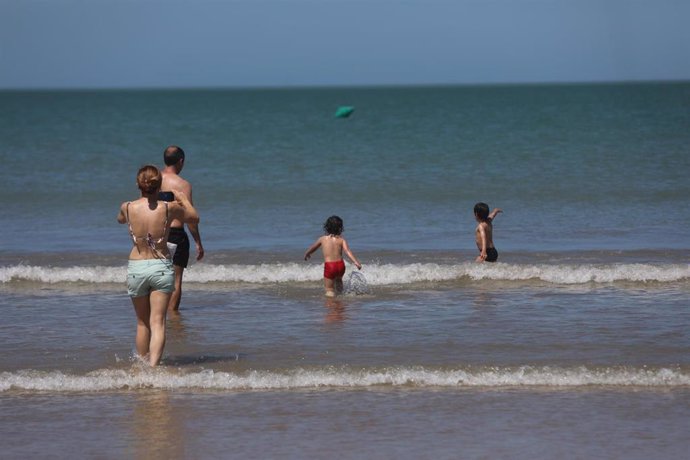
[324,260,346,280]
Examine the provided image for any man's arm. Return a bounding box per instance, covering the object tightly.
[185,184,205,261]
[187,222,204,261]
[172,190,200,224]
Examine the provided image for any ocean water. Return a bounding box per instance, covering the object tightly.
[1,83,689,458]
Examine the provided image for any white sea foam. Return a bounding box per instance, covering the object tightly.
[1,366,688,393]
[1,262,688,286]
[0,265,126,284]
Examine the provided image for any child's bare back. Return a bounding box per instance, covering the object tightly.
[475,220,495,252]
[473,202,502,263]
[318,234,346,262]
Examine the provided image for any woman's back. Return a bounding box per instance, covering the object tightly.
[125,199,170,260]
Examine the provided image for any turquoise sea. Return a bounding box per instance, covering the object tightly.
[1,83,689,458]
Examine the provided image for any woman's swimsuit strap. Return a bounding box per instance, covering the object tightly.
[126,201,169,249]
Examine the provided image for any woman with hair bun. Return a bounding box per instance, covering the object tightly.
[117,164,199,366]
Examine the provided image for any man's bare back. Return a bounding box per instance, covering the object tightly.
[160,145,204,311]
[161,171,192,229]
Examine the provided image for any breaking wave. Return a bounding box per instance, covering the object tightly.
[2,365,688,393]
[2,262,688,286]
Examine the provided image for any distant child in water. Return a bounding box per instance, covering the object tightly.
[304,215,362,297]
[474,202,502,263]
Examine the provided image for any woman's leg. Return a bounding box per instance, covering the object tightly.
[147,290,172,366]
[131,296,152,359]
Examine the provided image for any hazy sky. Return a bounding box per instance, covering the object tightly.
[1,0,688,88]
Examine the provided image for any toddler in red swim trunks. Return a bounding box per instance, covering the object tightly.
[304,215,362,297]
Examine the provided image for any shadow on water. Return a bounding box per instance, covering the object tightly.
[166,310,189,341]
[163,310,245,366]
[163,353,244,366]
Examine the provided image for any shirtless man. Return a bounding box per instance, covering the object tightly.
[160,145,205,311]
[474,202,502,263]
[304,215,362,297]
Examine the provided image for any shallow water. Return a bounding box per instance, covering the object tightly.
[1,83,689,458]
[2,389,689,459]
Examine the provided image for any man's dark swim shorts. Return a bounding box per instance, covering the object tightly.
[168,227,190,268]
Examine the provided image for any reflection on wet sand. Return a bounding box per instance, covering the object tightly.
[472,290,495,309]
[131,391,184,459]
[324,297,348,324]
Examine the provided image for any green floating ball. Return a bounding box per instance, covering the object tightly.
[335,106,355,118]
